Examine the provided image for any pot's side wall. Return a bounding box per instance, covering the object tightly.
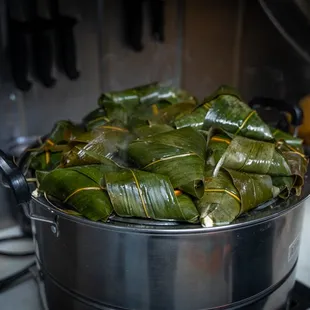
[32,200,305,310]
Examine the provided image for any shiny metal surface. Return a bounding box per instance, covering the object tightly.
[30,186,309,310]
[41,261,298,310]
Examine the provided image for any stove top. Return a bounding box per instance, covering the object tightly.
[289,281,310,310]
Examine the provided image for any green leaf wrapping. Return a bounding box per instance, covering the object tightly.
[37,165,117,221]
[28,83,308,227]
[83,108,106,124]
[27,121,84,171]
[106,169,199,223]
[61,125,134,167]
[83,108,111,131]
[197,167,274,227]
[276,142,308,195]
[128,127,206,198]
[272,176,295,199]
[128,102,197,129]
[133,124,174,139]
[202,86,273,141]
[207,131,307,196]
[98,83,196,124]
[271,127,303,147]
[207,133,291,176]
[30,152,63,171]
[174,105,208,129]
[47,120,84,144]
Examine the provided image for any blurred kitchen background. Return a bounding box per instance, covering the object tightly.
[0,0,310,292]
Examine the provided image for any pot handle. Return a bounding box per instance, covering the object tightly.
[248,97,303,126]
[0,150,31,204]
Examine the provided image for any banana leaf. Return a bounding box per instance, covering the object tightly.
[128,127,206,198]
[272,176,295,198]
[202,86,273,141]
[84,109,111,130]
[197,167,274,227]
[106,169,199,223]
[203,84,243,103]
[173,84,241,130]
[30,151,63,171]
[153,102,197,125]
[37,165,116,221]
[207,132,291,176]
[276,141,308,195]
[47,120,84,144]
[133,124,174,139]
[174,105,208,129]
[83,108,107,123]
[25,121,84,171]
[130,101,197,127]
[271,127,303,147]
[98,83,196,124]
[61,123,134,167]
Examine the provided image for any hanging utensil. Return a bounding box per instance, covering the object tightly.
[7,0,32,91]
[123,0,144,51]
[28,0,56,88]
[49,0,79,80]
[149,0,165,42]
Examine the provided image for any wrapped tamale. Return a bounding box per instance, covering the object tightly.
[37,165,119,221]
[98,83,196,125]
[174,85,242,130]
[83,108,110,130]
[207,132,292,176]
[133,124,174,139]
[202,86,274,141]
[128,127,206,198]
[28,83,308,227]
[275,141,308,195]
[61,122,134,167]
[174,106,207,129]
[207,131,307,195]
[197,167,276,227]
[27,120,84,171]
[271,127,303,147]
[106,169,199,223]
[132,101,197,127]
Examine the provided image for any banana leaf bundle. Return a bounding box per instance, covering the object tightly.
[133,124,174,139]
[271,127,304,147]
[128,127,206,198]
[131,101,197,128]
[206,130,307,195]
[106,169,199,222]
[27,120,84,171]
[275,140,308,195]
[174,105,208,129]
[83,108,110,131]
[61,122,134,167]
[37,165,119,221]
[98,82,196,125]
[202,86,274,141]
[197,167,276,227]
[31,83,308,227]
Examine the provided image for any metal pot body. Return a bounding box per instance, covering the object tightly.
[41,263,297,310]
[31,198,306,310]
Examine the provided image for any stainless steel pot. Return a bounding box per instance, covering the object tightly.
[0,150,309,310]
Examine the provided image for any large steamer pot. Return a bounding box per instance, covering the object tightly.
[0,150,309,310]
